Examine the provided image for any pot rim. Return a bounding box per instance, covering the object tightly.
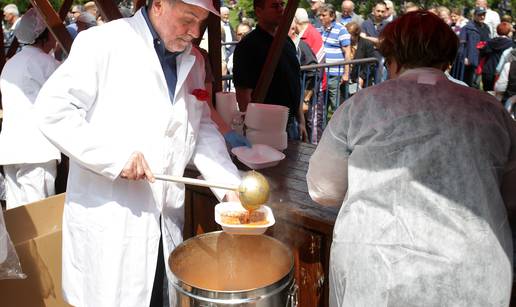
[168,231,294,302]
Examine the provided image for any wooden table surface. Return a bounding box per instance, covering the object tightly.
[245,141,339,235]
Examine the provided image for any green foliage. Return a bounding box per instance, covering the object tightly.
[0,0,64,13]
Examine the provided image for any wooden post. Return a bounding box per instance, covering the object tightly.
[58,0,74,21]
[207,11,222,93]
[133,0,146,12]
[95,0,123,22]
[251,0,299,102]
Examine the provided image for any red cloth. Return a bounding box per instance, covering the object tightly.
[301,24,327,91]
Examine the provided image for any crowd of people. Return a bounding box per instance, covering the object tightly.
[213,0,516,143]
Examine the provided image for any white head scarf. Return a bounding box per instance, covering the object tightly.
[14,8,46,44]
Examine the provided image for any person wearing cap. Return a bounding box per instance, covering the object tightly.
[307,11,516,306]
[33,0,240,305]
[458,6,491,87]
[3,3,20,53]
[476,0,501,39]
[0,8,60,210]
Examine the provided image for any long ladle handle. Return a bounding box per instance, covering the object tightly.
[154,174,239,191]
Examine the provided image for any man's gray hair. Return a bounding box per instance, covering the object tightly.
[3,4,19,16]
[319,3,336,17]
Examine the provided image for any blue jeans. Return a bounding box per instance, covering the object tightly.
[287,117,300,141]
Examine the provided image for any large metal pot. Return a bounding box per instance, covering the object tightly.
[169,231,297,306]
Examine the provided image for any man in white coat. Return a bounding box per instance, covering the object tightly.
[34,0,241,306]
[0,8,60,209]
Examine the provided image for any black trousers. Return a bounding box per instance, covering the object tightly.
[149,230,165,307]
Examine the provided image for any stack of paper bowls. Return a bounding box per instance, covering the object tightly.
[244,103,289,151]
[215,92,239,127]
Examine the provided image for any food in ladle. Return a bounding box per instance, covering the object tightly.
[220,210,267,225]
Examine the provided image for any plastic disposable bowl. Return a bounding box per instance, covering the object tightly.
[246,129,288,151]
[231,144,286,170]
[244,103,289,132]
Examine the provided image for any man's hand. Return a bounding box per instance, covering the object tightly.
[299,122,308,142]
[120,151,155,182]
[341,73,349,84]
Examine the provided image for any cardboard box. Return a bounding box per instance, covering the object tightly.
[0,194,71,307]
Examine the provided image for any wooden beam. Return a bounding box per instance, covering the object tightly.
[30,0,73,55]
[58,0,74,21]
[133,0,146,12]
[207,7,222,93]
[252,0,299,102]
[0,13,5,72]
[95,0,123,22]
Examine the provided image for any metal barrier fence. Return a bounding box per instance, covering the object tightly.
[222,57,382,144]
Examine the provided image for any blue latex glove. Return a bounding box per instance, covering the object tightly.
[224,130,252,149]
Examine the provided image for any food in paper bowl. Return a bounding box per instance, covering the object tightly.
[215,202,275,235]
[220,210,267,225]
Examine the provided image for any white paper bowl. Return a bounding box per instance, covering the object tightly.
[244,103,289,132]
[215,202,275,235]
[245,129,288,151]
[231,144,286,170]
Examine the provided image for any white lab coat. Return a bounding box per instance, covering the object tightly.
[34,9,240,307]
[0,45,60,165]
[307,68,516,306]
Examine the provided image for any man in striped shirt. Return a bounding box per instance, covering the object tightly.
[319,3,352,114]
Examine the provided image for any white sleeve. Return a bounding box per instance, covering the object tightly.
[306,106,349,207]
[496,48,510,74]
[192,102,241,201]
[495,62,510,94]
[34,31,132,180]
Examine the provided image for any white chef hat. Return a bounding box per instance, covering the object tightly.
[3,4,19,16]
[14,8,47,45]
[181,0,220,16]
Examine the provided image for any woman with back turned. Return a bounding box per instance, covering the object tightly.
[307,11,516,306]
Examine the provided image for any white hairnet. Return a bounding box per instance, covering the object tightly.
[3,4,18,16]
[181,0,220,16]
[14,8,46,45]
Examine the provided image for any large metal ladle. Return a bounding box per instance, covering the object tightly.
[154,171,270,211]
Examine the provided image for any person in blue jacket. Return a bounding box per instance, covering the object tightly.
[458,6,490,87]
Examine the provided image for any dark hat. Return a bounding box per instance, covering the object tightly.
[474,6,487,15]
